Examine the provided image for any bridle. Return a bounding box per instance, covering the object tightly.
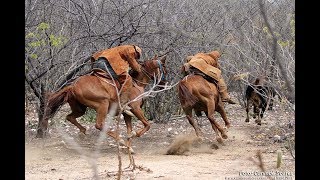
[133,59,166,85]
[156,59,166,82]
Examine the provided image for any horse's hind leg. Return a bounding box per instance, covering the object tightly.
[205,101,228,143]
[66,99,87,134]
[205,113,224,143]
[268,98,274,110]
[216,101,231,128]
[185,108,203,138]
[94,102,108,131]
[254,106,263,125]
[253,106,258,119]
[95,102,127,147]
[245,100,251,123]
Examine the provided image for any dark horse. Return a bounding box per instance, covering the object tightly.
[38,55,167,149]
[245,77,279,125]
[177,69,230,143]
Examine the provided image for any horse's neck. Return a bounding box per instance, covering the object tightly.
[134,73,150,88]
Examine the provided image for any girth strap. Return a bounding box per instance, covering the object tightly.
[91,69,121,89]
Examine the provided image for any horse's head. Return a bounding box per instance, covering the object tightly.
[144,55,168,86]
[130,55,168,88]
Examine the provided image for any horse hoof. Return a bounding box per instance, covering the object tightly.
[216,137,223,144]
[36,130,49,138]
[245,119,249,122]
[35,133,44,138]
[119,138,126,146]
[128,131,137,138]
[222,134,228,139]
[121,147,135,154]
[210,143,219,150]
[129,147,135,154]
[255,120,262,125]
[196,136,205,142]
[80,129,86,135]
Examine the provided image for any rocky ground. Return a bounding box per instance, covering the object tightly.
[25,100,295,180]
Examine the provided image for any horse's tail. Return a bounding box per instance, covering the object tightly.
[177,79,199,108]
[43,86,74,120]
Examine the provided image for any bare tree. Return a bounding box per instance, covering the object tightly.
[26,0,295,130]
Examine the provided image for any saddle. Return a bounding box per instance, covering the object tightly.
[91,58,121,89]
[189,67,218,86]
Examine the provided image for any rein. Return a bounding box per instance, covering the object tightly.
[156,60,166,81]
[132,60,165,85]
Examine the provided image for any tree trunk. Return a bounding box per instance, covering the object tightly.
[36,84,48,138]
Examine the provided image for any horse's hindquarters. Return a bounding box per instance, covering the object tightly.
[72,75,118,108]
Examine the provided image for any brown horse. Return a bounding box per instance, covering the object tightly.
[38,55,168,148]
[177,71,230,143]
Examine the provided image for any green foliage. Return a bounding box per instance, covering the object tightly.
[290,19,295,36]
[262,26,272,39]
[263,13,295,49]
[274,32,280,37]
[25,22,68,59]
[80,108,96,123]
[25,32,35,38]
[37,22,50,31]
[49,34,66,47]
[28,41,42,47]
[277,40,290,47]
[29,53,38,59]
[263,26,269,34]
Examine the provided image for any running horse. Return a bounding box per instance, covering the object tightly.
[37,55,168,149]
[177,68,230,143]
[245,77,280,125]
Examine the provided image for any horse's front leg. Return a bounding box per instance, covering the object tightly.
[123,113,135,154]
[130,107,150,137]
[216,100,231,128]
[123,113,136,169]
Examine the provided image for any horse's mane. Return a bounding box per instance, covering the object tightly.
[129,60,157,78]
[143,60,156,70]
[129,69,139,78]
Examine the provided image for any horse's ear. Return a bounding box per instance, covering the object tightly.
[160,55,167,63]
[153,54,158,60]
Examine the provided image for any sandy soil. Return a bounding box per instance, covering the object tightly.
[25,103,295,180]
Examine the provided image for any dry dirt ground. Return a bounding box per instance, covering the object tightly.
[25,102,295,180]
